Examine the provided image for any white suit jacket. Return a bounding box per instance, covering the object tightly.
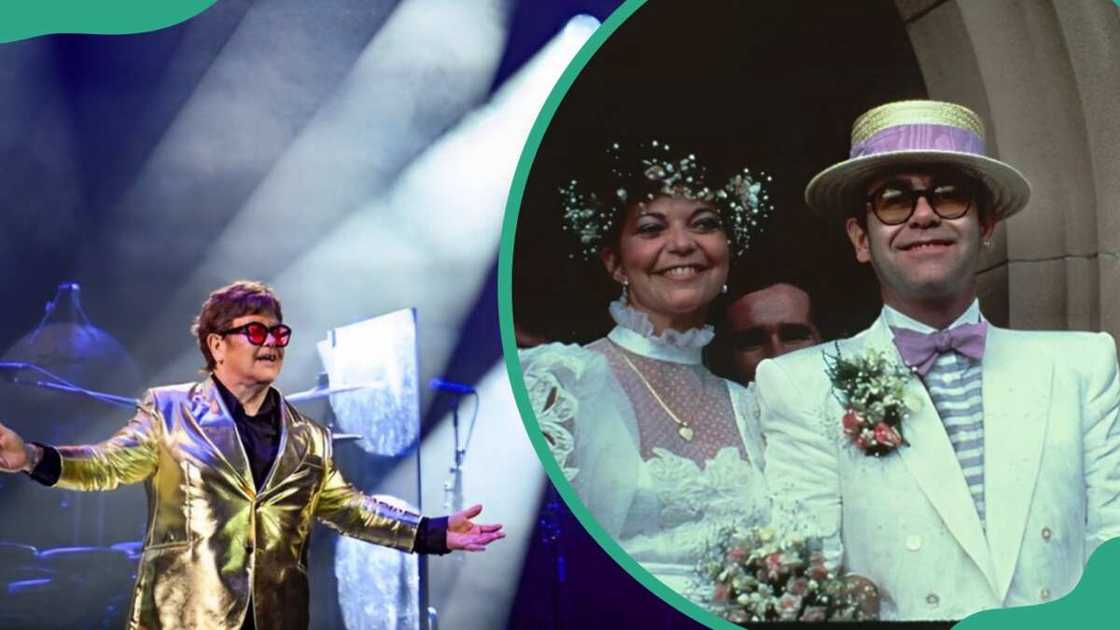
[756,315,1120,620]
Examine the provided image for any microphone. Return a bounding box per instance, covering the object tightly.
[428,378,475,395]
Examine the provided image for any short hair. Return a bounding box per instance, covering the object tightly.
[705,276,821,380]
[191,280,283,371]
[725,263,817,322]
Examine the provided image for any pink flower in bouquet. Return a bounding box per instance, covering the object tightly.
[713,583,730,603]
[727,609,750,625]
[780,550,808,573]
[808,554,829,580]
[727,547,746,562]
[778,593,803,621]
[842,409,863,435]
[788,577,809,596]
[873,422,903,448]
[799,606,827,622]
[765,552,783,579]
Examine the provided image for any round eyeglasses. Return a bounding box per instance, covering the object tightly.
[865,178,977,226]
[219,322,292,347]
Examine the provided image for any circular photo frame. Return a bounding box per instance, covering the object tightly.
[501,0,1120,627]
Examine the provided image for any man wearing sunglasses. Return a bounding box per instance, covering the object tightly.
[755,100,1120,620]
[722,281,821,385]
[0,280,504,629]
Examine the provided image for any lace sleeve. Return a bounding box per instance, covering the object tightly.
[519,343,589,481]
[518,342,643,537]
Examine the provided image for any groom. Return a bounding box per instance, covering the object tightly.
[756,100,1120,620]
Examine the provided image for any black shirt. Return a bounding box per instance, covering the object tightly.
[212,377,281,491]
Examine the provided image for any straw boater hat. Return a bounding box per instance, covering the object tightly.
[804,99,1031,221]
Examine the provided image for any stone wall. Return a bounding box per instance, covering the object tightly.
[897,0,1120,340]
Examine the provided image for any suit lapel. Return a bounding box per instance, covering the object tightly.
[190,378,255,496]
[982,327,1051,601]
[862,318,997,590]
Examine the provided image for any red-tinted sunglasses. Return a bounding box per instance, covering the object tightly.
[219,322,292,347]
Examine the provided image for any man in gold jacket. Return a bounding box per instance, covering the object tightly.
[0,280,503,629]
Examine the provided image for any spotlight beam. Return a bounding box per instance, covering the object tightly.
[69,0,403,365]
[129,0,516,381]
[143,14,598,406]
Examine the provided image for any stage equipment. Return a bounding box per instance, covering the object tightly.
[429,378,479,515]
[312,308,424,630]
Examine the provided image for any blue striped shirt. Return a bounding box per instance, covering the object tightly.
[884,302,986,527]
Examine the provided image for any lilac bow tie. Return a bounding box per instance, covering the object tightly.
[890,321,988,376]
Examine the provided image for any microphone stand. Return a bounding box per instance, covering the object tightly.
[1,362,139,409]
[423,381,475,630]
[17,379,139,409]
[442,392,468,515]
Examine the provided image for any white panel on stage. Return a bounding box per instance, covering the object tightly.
[316,307,420,457]
[314,308,421,630]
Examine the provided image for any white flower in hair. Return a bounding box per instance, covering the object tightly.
[559,140,775,259]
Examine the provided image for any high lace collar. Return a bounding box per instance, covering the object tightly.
[606,299,714,365]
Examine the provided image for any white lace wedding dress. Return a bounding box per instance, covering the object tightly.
[520,300,770,599]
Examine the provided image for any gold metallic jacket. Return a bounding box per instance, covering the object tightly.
[53,377,421,630]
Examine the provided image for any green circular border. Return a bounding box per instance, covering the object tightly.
[0,1,217,43]
[496,1,740,628]
[497,3,1120,630]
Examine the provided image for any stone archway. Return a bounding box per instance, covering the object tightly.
[898,0,1120,338]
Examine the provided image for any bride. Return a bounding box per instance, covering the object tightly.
[519,140,774,598]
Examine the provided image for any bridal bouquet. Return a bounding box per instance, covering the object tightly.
[698,524,877,623]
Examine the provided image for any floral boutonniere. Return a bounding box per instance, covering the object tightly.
[824,345,915,457]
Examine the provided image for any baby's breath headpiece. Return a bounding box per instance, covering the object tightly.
[560,139,774,259]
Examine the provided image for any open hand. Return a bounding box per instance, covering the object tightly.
[0,421,29,473]
[446,504,505,552]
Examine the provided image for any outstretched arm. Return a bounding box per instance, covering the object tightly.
[315,454,425,551]
[446,504,505,552]
[0,393,161,490]
[0,421,39,473]
[315,444,504,554]
[52,393,162,491]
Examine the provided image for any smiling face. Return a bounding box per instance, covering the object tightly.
[601,195,730,333]
[208,312,286,388]
[846,169,995,313]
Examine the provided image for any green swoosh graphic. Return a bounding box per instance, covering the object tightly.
[498,0,1120,627]
[1,1,218,43]
[955,537,1120,629]
[497,3,739,627]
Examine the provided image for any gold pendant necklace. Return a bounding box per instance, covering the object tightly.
[618,351,695,442]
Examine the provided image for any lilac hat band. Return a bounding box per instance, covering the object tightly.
[804,99,1031,220]
[850,123,986,159]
